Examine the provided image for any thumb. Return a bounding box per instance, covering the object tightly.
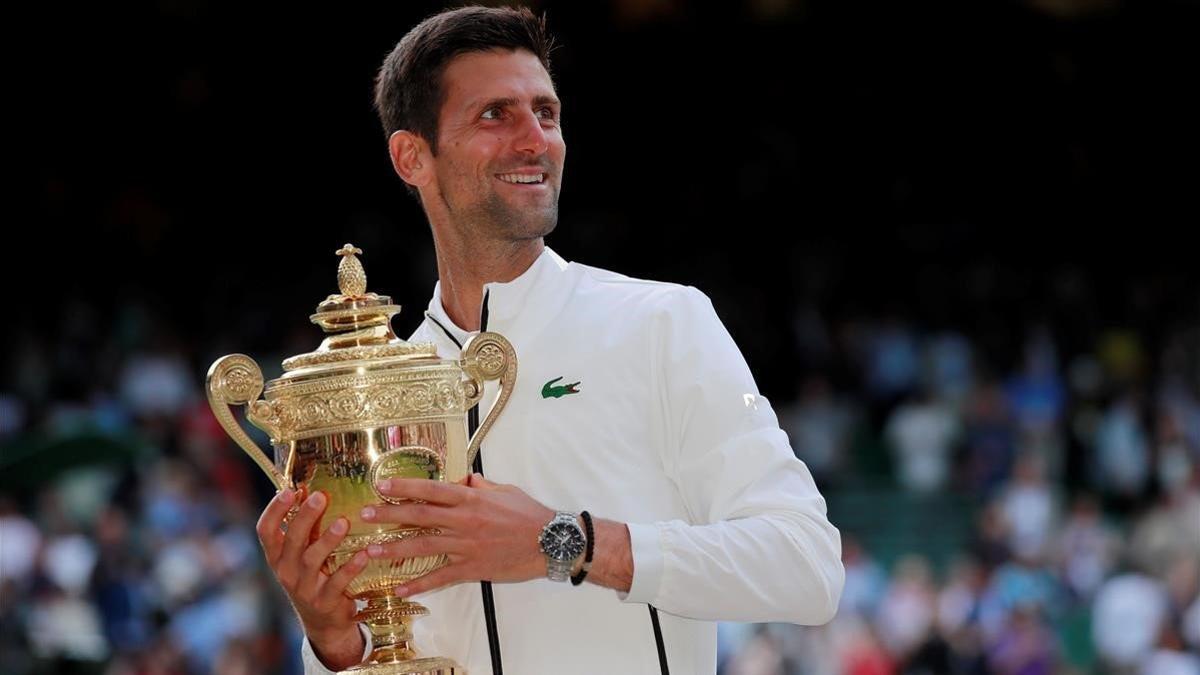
[467,472,497,488]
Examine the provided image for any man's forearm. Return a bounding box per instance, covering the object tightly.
[578,517,633,593]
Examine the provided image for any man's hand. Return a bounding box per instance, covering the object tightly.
[361,474,557,597]
[257,488,370,671]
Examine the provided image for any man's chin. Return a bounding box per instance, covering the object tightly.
[491,204,557,237]
[513,214,557,240]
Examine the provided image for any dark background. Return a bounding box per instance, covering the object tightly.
[26,0,1199,396]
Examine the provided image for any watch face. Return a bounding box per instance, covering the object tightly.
[540,521,586,562]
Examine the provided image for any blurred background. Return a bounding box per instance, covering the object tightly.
[7,0,1200,673]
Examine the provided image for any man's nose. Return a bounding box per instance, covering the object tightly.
[513,109,550,156]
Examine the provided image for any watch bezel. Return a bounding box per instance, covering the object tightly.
[539,514,586,562]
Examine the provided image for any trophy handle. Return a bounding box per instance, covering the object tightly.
[206,354,288,490]
[461,332,517,467]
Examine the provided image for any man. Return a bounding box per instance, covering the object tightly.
[255,6,844,673]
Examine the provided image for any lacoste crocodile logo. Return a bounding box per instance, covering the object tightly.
[541,376,581,399]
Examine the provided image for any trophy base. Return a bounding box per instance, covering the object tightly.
[340,656,464,675]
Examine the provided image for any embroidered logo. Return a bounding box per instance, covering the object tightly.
[541,376,581,399]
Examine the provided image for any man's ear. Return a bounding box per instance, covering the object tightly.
[388,130,431,188]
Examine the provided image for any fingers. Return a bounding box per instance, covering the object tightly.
[317,550,370,606]
[301,516,351,573]
[365,530,460,561]
[394,563,467,599]
[376,478,470,506]
[256,489,296,563]
[360,501,464,530]
[278,491,329,583]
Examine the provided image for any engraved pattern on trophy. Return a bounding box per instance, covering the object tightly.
[211,355,265,403]
[337,243,368,296]
[283,342,436,370]
[476,344,504,377]
[250,370,469,441]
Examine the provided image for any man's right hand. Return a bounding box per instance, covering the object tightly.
[257,488,370,671]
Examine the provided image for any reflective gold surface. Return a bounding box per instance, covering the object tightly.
[206,245,517,675]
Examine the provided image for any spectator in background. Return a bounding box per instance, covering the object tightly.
[1154,386,1199,498]
[874,554,937,662]
[863,314,921,409]
[0,496,41,589]
[1128,468,1200,579]
[778,374,856,485]
[923,331,975,410]
[997,453,1056,562]
[1055,492,1120,602]
[937,555,989,674]
[884,389,959,493]
[1092,568,1170,671]
[985,603,1057,675]
[1005,326,1066,479]
[1094,391,1152,505]
[963,377,1017,496]
[960,379,1017,494]
[978,554,1063,643]
[839,535,889,619]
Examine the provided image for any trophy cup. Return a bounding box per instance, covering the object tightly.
[206,244,516,674]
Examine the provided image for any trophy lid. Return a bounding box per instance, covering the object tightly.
[280,244,437,371]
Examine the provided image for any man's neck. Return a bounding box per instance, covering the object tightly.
[433,236,544,332]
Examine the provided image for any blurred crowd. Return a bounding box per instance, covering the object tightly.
[2,303,306,675]
[2,281,1198,675]
[721,310,1200,674]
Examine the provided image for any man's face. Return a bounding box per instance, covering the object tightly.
[427,48,565,241]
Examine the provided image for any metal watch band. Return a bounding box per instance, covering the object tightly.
[547,557,573,582]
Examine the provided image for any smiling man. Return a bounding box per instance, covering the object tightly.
[255,6,844,674]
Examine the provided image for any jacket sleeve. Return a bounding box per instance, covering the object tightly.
[619,286,844,625]
[301,624,372,675]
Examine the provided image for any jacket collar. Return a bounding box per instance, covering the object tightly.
[422,245,577,352]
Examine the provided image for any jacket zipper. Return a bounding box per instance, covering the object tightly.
[426,291,504,675]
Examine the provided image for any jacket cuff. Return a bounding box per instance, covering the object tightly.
[617,521,664,605]
[301,623,372,674]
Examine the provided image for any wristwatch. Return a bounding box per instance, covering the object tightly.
[538,511,587,582]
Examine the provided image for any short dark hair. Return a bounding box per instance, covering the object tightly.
[374,6,555,155]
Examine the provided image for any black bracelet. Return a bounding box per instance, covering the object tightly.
[570,510,595,586]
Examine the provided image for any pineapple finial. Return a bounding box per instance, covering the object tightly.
[336,243,367,297]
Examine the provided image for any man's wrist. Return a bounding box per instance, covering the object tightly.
[579,517,633,593]
[307,623,366,671]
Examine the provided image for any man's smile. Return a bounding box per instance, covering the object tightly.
[496,172,546,185]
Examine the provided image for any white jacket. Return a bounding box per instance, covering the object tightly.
[304,246,843,674]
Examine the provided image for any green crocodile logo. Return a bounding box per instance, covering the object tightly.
[541,376,581,399]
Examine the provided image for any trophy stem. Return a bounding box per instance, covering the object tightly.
[342,594,465,674]
[363,594,424,663]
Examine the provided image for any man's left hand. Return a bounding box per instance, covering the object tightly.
[361,474,557,597]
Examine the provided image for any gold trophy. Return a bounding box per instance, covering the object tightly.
[206,244,516,674]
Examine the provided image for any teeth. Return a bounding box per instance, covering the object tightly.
[499,173,544,184]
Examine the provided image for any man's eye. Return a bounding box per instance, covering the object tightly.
[481,107,502,120]
[537,107,557,121]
